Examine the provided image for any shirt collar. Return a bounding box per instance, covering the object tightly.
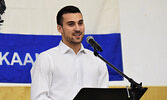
[58,41,86,54]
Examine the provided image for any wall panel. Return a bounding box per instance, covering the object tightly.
[0,86,166,100]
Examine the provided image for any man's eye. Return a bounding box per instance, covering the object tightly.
[68,23,74,26]
[78,22,83,25]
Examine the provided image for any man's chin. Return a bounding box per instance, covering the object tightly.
[72,41,82,44]
[72,38,83,44]
[71,39,82,44]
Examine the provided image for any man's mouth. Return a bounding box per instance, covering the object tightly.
[74,34,81,36]
[73,33,82,37]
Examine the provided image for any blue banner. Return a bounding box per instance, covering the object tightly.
[0,33,123,83]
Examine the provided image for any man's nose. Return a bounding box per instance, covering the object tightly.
[74,24,80,31]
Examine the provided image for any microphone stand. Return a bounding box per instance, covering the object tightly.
[93,50,146,100]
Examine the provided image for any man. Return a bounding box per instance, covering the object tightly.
[31,5,109,100]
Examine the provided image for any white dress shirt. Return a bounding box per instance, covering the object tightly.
[31,41,109,100]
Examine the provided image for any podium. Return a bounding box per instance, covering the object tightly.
[74,87,147,100]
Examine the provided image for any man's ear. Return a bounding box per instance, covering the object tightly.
[57,25,63,34]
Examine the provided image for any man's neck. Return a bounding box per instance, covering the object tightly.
[63,41,81,54]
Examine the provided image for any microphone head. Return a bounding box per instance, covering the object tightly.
[86,36,103,52]
[86,36,94,44]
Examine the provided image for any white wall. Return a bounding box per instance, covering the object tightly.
[110,0,167,86]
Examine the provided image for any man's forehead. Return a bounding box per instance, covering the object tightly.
[62,13,83,22]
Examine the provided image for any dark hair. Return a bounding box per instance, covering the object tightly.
[56,5,82,26]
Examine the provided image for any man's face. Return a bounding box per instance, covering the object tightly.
[57,13,85,45]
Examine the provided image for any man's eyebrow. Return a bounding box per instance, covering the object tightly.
[67,21,75,24]
[67,19,84,23]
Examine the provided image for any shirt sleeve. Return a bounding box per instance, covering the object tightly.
[31,52,53,100]
[98,61,109,88]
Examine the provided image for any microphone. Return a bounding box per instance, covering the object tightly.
[86,36,103,52]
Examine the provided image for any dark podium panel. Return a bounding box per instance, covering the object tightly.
[73,88,147,100]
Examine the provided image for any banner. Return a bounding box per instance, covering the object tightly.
[0,0,120,35]
[0,33,123,83]
[0,0,123,83]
